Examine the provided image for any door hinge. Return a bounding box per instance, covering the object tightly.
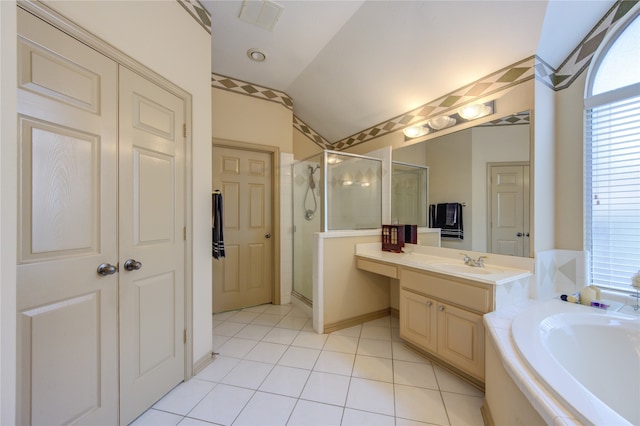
[183,123,187,138]
[183,329,187,344]
[183,226,187,241]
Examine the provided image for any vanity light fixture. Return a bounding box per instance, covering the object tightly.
[427,115,456,130]
[247,48,266,62]
[458,102,493,120]
[403,125,429,138]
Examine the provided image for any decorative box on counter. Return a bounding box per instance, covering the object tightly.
[382,224,417,252]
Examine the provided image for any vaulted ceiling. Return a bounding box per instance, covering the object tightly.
[204,0,615,143]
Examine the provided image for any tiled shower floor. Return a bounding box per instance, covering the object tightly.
[132,303,485,426]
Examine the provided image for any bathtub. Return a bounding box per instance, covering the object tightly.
[512,300,640,425]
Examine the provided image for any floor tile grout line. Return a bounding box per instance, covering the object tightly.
[197,309,483,426]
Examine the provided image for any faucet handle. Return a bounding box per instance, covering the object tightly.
[476,255,487,266]
[460,253,472,264]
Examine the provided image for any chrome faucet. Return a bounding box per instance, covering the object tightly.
[461,253,487,267]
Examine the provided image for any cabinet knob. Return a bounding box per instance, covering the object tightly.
[426,301,432,307]
[438,305,445,311]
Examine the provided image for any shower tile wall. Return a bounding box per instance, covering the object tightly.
[280,153,294,304]
[293,160,321,301]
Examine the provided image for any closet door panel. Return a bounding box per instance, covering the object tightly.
[16,8,119,425]
[118,66,186,425]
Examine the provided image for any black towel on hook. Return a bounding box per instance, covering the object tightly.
[429,202,464,240]
[212,192,225,259]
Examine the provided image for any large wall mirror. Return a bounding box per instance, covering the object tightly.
[392,111,531,257]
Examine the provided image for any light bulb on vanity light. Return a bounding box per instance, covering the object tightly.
[427,115,456,130]
[403,125,429,138]
[459,102,492,120]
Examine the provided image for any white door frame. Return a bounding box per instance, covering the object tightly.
[486,161,530,257]
[212,138,281,306]
[19,0,194,379]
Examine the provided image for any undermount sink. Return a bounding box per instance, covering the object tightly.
[428,262,503,275]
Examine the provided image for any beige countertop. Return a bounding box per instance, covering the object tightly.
[355,243,533,285]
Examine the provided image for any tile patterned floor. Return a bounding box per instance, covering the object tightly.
[132,304,485,426]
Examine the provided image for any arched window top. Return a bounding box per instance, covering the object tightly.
[589,13,640,97]
[584,8,640,292]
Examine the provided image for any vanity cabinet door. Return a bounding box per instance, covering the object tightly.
[400,290,438,353]
[436,302,485,380]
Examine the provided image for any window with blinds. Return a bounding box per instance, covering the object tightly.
[585,13,640,292]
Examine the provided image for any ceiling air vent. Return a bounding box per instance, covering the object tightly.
[238,0,284,31]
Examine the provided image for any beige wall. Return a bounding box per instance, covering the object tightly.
[532,80,556,253]
[293,127,323,160]
[427,131,473,251]
[212,88,293,153]
[3,0,214,395]
[322,235,390,326]
[471,125,530,251]
[393,142,427,166]
[555,72,587,250]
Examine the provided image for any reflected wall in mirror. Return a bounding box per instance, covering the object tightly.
[393,111,531,257]
[391,162,428,227]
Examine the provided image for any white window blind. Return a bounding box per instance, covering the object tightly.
[585,94,640,291]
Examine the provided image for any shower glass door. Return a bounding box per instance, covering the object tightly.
[292,150,382,305]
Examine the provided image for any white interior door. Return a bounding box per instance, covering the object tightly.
[17,9,187,425]
[212,146,273,313]
[16,8,119,425]
[490,165,529,256]
[118,67,186,425]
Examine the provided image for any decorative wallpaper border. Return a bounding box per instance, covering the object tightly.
[479,110,530,127]
[293,115,333,149]
[211,73,294,110]
[206,0,636,151]
[333,57,536,150]
[550,0,637,90]
[177,0,211,34]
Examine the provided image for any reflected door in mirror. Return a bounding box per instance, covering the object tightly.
[489,164,530,256]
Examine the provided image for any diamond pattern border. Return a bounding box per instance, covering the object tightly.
[177,0,211,34]
[206,0,635,151]
[479,111,530,127]
[333,57,536,150]
[211,73,294,110]
[550,0,636,91]
[293,115,332,149]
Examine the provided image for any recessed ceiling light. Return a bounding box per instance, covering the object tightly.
[247,48,266,62]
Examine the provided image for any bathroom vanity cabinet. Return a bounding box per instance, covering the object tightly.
[355,242,533,388]
[400,267,491,383]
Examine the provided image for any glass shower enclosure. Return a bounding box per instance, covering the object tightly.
[292,150,382,304]
[391,161,429,227]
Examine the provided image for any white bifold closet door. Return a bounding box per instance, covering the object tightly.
[118,66,185,426]
[16,8,185,425]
